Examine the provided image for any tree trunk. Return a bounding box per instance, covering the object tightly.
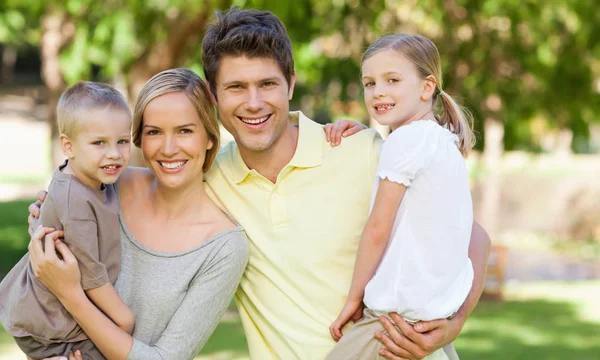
[1,45,17,84]
[40,10,74,168]
[479,116,504,240]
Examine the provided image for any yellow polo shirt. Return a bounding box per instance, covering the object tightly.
[205,112,382,359]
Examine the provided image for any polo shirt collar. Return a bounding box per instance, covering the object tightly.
[230,111,324,184]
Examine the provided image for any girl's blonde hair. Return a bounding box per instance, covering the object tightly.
[132,68,220,173]
[362,34,475,156]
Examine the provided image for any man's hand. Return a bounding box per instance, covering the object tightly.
[376,313,462,360]
[28,190,47,236]
[324,119,368,147]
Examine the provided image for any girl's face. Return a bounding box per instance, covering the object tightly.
[361,49,435,130]
[140,91,213,190]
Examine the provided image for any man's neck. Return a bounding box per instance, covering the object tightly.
[239,124,299,184]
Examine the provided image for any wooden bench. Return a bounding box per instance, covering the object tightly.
[482,244,508,300]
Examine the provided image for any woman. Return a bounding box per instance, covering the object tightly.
[28,68,249,360]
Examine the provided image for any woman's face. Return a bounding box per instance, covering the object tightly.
[141,91,213,190]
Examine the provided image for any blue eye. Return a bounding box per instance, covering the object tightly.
[92,141,105,145]
[118,139,130,144]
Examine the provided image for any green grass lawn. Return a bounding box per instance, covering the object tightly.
[0,199,32,277]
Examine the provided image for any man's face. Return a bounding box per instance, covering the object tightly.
[214,55,296,154]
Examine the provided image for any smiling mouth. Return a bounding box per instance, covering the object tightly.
[238,114,271,125]
[101,165,121,170]
[158,160,187,169]
[375,104,395,111]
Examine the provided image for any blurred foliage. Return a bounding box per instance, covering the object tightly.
[0,0,599,152]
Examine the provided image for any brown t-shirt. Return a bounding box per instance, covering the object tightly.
[0,160,120,342]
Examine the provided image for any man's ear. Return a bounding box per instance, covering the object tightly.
[421,75,437,101]
[206,81,218,106]
[288,72,297,100]
[60,134,75,159]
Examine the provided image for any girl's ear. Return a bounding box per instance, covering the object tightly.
[421,75,437,101]
[60,134,75,159]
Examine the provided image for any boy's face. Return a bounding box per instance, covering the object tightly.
[62,108,132,189]
[214,55,296,155]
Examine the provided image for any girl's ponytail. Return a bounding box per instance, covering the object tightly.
[437,90,475,156]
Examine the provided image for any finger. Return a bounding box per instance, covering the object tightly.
[376,330,415,359]
[74,349,84,360]
[324,123,332,143]
[37,190,47,202]
[379,347,408,360]
[29,202,41,218]
[43,231,62,260]
[378,316,421,357]
[389,313,424,346]
[329,325,340,342]
[342,125,361,137]
[413,318,445,333]
[29,226,54,258]
[332,121,346,146]
[54,239,77,263]
[28,214,35,236]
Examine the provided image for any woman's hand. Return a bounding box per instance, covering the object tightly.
[329,300,364,342]
[42,349,84,360]
[29,225,84,302]
[324,119,368,146]
[28,190,47,236]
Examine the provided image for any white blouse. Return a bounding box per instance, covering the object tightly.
[363,120,473,322]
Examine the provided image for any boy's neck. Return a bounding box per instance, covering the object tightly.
[62,160,103,190]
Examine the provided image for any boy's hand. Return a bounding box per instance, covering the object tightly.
[324,119,368,147]
[329,300,364,342]
[28,190,47,236]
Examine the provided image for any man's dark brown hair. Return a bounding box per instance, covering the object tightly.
[201,7,295,97]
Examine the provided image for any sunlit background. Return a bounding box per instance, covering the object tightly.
[1,0,599,359]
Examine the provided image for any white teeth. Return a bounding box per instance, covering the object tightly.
[159,161,186,169]
[103,165,118,170]
[375,104,395,111]
[240,115,269,124]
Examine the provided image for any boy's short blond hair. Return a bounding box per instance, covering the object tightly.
[57,81,131,137]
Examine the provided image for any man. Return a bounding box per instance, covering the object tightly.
[201,7,490,360]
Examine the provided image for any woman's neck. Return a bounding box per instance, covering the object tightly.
[149,179,211,220]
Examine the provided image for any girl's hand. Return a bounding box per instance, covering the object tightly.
[324,119,368,147]
[329,300,364,342]
[29,226,83,302]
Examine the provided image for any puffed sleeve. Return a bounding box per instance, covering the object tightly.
[376,121,439,186]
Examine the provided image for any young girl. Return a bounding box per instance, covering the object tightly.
[327,34,475,360]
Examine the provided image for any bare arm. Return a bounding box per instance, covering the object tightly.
[86,284,134,334]
[29,227,134,360]
[330,179,407,340]
[377,220,492,360]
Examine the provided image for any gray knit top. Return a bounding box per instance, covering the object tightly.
[113,187,249,360]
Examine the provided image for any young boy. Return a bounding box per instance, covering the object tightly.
[0,81,133,360]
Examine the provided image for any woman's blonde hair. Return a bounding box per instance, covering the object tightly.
[132,68,220,172]
[362,34,475,156]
